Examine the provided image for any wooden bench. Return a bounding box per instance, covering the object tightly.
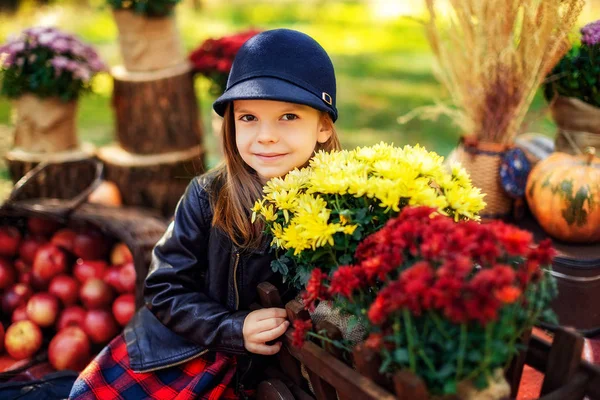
[253,282,600,400]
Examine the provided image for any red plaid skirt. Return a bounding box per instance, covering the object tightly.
[69,333,248,400]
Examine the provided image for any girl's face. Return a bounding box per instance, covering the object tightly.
[233,99,333,183]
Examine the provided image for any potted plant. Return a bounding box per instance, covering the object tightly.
[189,29,261,142]
[409,0,584,219]
[295,206,557,398]
[543,19,600,155]
[0,26,106,154]
[107,0,184,72]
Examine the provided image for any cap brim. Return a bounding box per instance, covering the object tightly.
[213,76,337,121]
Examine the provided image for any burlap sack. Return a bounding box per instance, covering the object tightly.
[113,10,184,72]
[296,295,366,345]
[12,94,78,153]
[551,96,600,155]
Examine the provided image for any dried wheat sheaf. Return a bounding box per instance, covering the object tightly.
[421,0,584,144]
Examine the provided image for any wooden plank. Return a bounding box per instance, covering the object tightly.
[540,327,584,395]
[505,328,532,398]
[538,371,588,400]
[392,370,429,400]
[353,343,391,389]
[286,299,310,322]
[284,331,396,400]
[257,282,283,308]
[306,369,338,400]
[314,320,344,360]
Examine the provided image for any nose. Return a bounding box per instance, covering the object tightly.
[256,121,279,144]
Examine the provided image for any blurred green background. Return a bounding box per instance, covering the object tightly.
[0,0,597,201]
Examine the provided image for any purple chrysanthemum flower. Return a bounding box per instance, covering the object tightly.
[581,20,600,47]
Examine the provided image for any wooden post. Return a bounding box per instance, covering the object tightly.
[540,327,584,396]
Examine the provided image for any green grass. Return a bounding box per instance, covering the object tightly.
[0,0,561,200]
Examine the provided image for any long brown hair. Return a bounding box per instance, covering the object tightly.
[210,103,341,250]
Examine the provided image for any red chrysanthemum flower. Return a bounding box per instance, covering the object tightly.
[291,319,313,348]
[302,268,329,311]
[329,265,365,298]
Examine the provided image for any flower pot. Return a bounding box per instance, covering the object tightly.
[112,10,184,72]
[452,140,513,219]
[12,94,78,153]
[551,96,600,155]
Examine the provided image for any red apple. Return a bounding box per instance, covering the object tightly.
[4,320,43,360]
[14,259,31,274]
[12,304,29,323]
[73,259,107,283]
[18,271,32,285]
[0,226,21,258]
[32,244,67,283]
[0,324,4,353]
[104,265,124,293]
[27,217,61,237]
[0,258,16,290]
[57,306,87,331]
[118,262,136,294]
[2,284,33,314]
[18,236,47,265]
[48,326,91,371]
[80,279,114,310]
[50,228,77,253]
[112,294,135,327]
[73,229,110,260]
[83,309,119,344]
[110,243,133,266]
[49,275,80,307]
[26,293,60,328]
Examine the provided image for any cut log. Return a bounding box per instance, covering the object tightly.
[5,144,96,196]
[112,62,203,155]
[98,144,205,217]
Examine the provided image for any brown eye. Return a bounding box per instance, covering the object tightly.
[282,113,299,121]
[240,115,257,122]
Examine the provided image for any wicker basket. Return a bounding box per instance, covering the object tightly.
[452,139,513,219]
[0,158,168,310]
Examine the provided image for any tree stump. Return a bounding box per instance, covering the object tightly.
[97,144,205,217]
[5,143,96,192]
[112,62,203,155]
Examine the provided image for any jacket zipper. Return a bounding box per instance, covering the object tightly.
[135,349,209,373]
[233,251,240,310]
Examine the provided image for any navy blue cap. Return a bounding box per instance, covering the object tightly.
[213,29,338,122]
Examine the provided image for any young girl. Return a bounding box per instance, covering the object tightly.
[70,28,341,399]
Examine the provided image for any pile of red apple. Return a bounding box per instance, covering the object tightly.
[0,217,137,373]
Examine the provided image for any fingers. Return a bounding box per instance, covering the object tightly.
[255,320,289,342]
[246,341,283,355]
[253,317,287,333]
[254,308,287,321]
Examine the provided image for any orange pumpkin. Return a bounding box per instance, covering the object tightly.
[525,147,600,243]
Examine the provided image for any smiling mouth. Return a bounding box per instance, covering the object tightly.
[255,153,287,161]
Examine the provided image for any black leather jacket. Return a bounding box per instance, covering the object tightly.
[123,171,294,382]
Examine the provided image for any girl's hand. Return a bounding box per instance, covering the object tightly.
[243,308,289,355]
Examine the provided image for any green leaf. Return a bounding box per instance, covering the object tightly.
[442,380,457,395]
[338,254,353,265]
[393,348,409,364]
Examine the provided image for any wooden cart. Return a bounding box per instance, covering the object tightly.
[253,282,600,400]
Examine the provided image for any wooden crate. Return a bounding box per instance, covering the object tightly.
[254,282,600,400]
